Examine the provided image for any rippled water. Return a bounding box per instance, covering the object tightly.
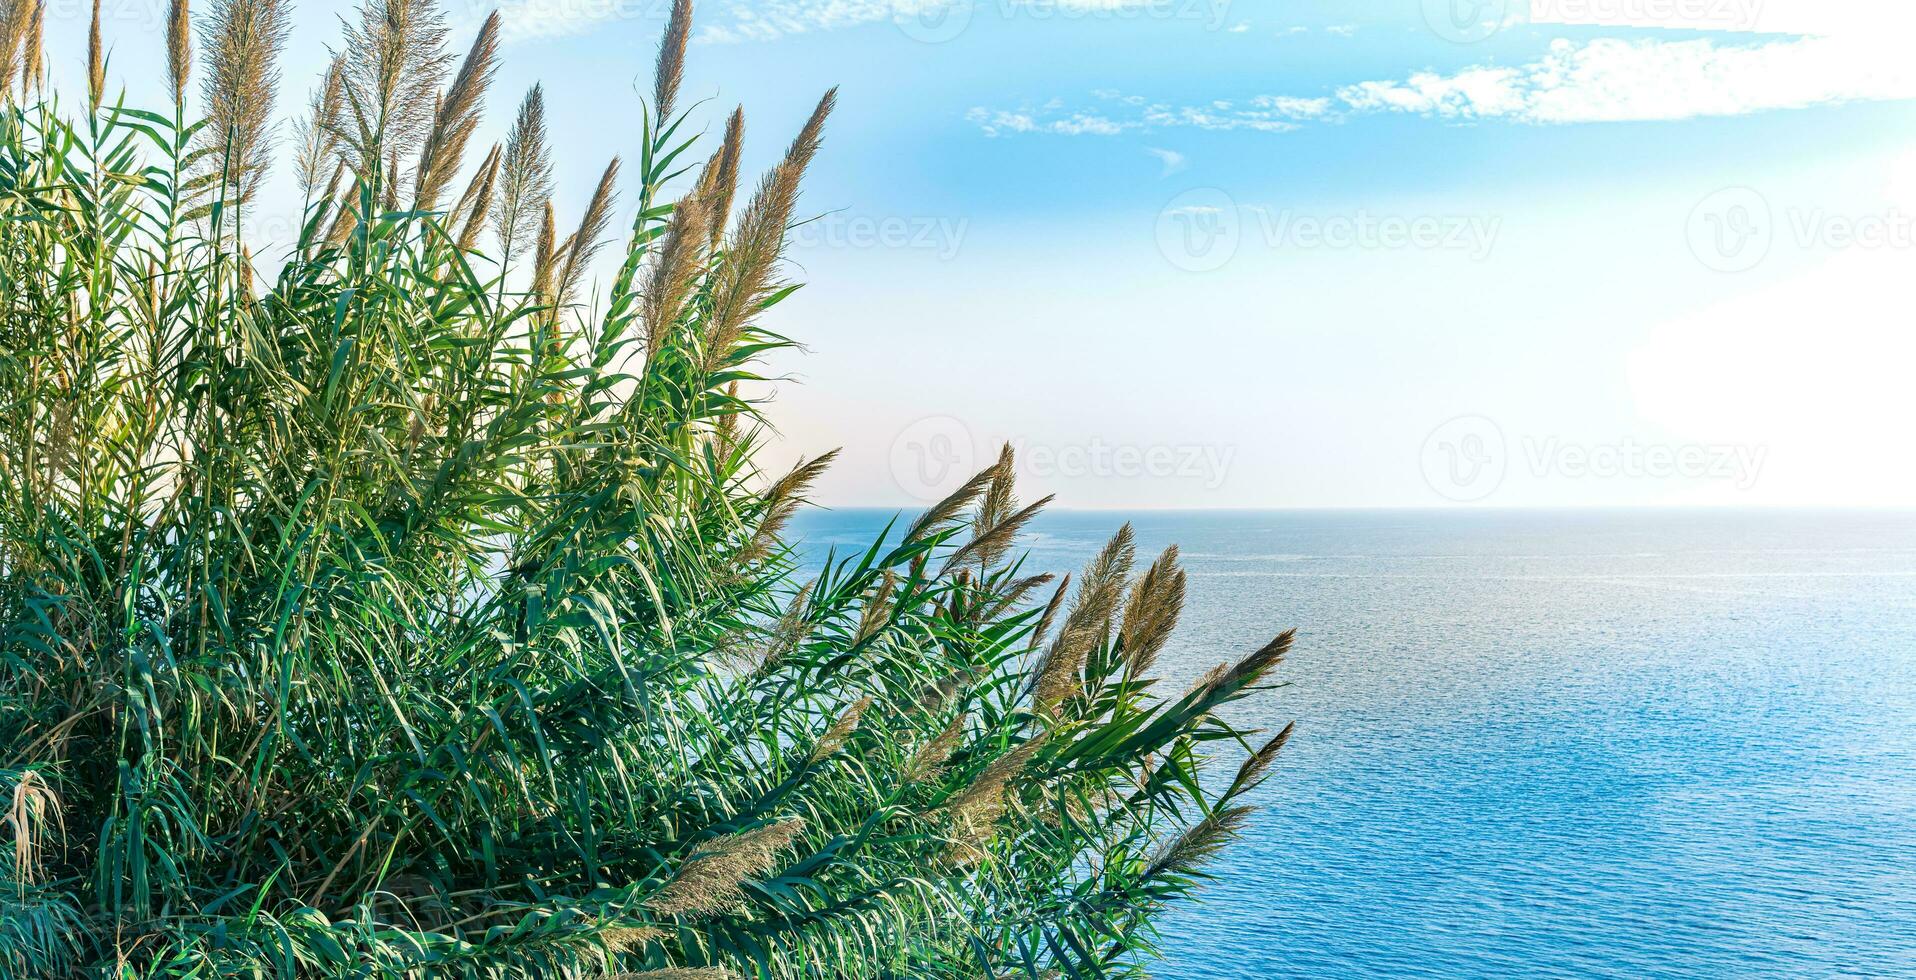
[789,508,1916,979]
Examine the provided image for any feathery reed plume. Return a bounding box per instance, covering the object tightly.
[653,0,691,121]
[414,11,498,210]
[531,201,557,302]
[1230,722,1294,796]
[0,2,21,96]
[18,0,41,97]
[325,174,361,245]
[1032,574,1069,647]
[740,450,837,565]
[86,0,103,110]
[904,460,997,543]
[855,571,898,644]
[1029,526,1134,712]
[553,156,621,306]
[303,158,346,243]
[644,818,804,917]
[599,925,668,953]
[0,0,24,96]
[753,579,813,673]
[167,0,191,105]
[454,143,500,250]
[642,193,712,358]
[705,88,836,366]
[704,107,744,247]
[495,84,553,271]
[809,695,872,762]
[906,713,968,783]
[1144,803,1252,881]
[383,146,401,209]
[943,735,1045,865]
[337,0,451,171]
[976,572,1056,624]
[292,58,345,197]
[971,444,1019,568]
[1205,629,1293,699]
[198,0,291,206]
[1119,545,1185,678]
[943,495,1051,575]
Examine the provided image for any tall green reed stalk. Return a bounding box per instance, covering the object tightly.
[0,1,1297,976]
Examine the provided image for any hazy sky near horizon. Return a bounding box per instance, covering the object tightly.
[41,0,1916,509]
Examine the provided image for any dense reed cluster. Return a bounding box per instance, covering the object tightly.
[0,1,1295,976]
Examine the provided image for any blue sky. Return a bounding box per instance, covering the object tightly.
[49,0,1916,508]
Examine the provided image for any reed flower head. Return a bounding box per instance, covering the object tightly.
[809,695,872,762]
[1231,722,1294,796]
[653,0,691,121]
[1119,545,1186,678]
[644,818,805,917]
[741,451,837,565]
[943,735,1046,865]
[87,0,104,110]
[454,143,500,250]
[1145,804,1253,881]
[414,11,498,210]
[198,0,290,205]
[17,0,41,97]
[168,0,191,104]
[1031,525,1135,712]
[906,713,969,783]
[495,83,554,270]
[337,0,451,170]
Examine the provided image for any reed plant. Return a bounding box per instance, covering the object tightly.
[0,1,1296,976]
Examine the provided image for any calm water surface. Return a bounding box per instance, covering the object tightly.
[789,509,1916,979]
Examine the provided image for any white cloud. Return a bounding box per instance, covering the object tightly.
[1145,146,1187,175]
[975,25,1916,138]
[1226,21,1249,34]
[1325,23,1356,37]
[966,107,1133,136]
[1341,36,1916,124]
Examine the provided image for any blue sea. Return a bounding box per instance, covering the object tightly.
[789,508,1916,979]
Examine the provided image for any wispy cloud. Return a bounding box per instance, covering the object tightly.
[972,32,1916,136]
[1145,146,1187,175]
